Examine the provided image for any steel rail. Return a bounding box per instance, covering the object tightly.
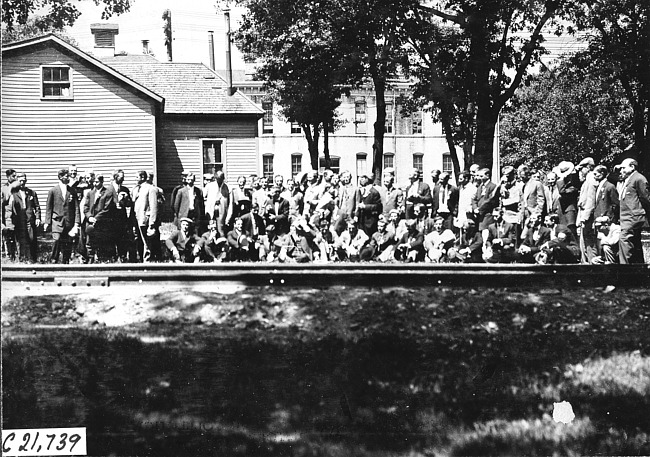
[2,263,649,288]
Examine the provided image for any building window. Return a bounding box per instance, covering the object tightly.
[291,153,302,177]
[413,153,423,174]
[411,110,422,134]
[443,154,453,175]
[263,154,274,180]
[42,66,72,98]
[262,101,273,134]
[291,122,301,134]
[385,102,393,134]
[356,153,367,184]
[383,153,394,171]
[319,156,340,174]
[202,140,224,175]
[355,98,366,134]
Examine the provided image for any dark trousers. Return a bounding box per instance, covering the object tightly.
[3,229,17,260]
[619,220,644,264]
[51,231,74,263]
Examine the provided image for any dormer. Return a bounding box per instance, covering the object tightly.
[91,23,119,57]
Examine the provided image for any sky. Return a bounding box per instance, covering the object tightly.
[67,0,247,70]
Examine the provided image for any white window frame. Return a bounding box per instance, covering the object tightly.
[355,98,367,134]
[413,153,424,174]
[291,153,302,177]
[262,101,274,134]
[319,156,340,174]
[262,154,274,181]
[41,65,73,100]
[411,110,423,135]
[384,102,393,134]
[290,122,302,135]
[201,138,226,177]
[383,152,395,171]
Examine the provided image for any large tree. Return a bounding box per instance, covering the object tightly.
[412,0,573,169]
[573,0,650,172]
[500,59,633,171]
[2,0,132,32]
[235,0,360,170]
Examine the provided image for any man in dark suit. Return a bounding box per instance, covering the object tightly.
[431,172,459,230]
[166,217,202,263]
[483,208,517,263]
[405,168,432,219]
[555,161,580,238]
[593,165,620,223]
[356,173,383,236]
[265,186,290,235]
[472,168,498,230]
[618,158,650,264]
[84,174,110,262]
[44,169,81,263]
[174,172,205,235]
[516,213,551,263]
[5,173,41,262]
[241,203,267,261]
[104,169,133,261]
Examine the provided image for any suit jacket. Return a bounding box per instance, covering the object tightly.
[174,186,205,221]
[619,171,650,226]
[556,172,580,214]
[102,182,132,229]
[397,230,425,252]
[577,172,598,224]
[204,180,230,222]
[521,226,551,254]
[544,184,561,216]
[356,186,383,235]
[45,183,81,234]
[265,198,290,234]
[241,212,266,237]
[6,187,41,237]
[432,183,459,216]
[520,179,546,219]
[165,230,200,258]
[132,182,158,227]
[593,180,620,223]
[472,181,498,229]
[405,181,432,217]
[485,221,516,248]
[338,184,358,218]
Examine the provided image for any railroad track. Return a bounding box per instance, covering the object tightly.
[2,263,649,288]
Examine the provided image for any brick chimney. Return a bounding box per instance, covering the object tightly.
[91,23,119,57]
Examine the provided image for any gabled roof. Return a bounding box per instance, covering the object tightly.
[2,34,164,106]
[105,58,264,116]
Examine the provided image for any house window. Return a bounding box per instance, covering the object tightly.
[202,140,224,175]
[355,98,366,134]
[291,153,302,177]
[413,153,423,174]
[411,110,422,134]
[262,101,273,134]
[42,66,72,98]
[291,122,301,134]
[383,152,394,171]
[319,156,340,174]
[443,154,453,175]
[263,154,274,180]
[356,153,367,183]
[385,102,393,134]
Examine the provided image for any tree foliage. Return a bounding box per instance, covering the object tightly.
[235,0,363,170]
[573,0,650,172]
[407,0,574,169]
[2,0,132,32]
[1,15,78,45]
[500,59,633,171]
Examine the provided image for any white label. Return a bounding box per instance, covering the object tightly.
[2,428,87,456]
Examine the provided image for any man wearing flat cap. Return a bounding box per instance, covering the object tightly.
[166,217,202,263]
[5,173,41,262]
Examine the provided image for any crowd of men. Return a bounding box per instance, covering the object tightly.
[2,156,649,265]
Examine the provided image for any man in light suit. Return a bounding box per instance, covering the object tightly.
[44,169,81,263]
[174,172,205,235]
[618,158,650,264]
[518,164,546,222]
[544,171,561,217]
[2,168,19,260]
[576,157,598,263]
[405,168,432,219]
[204,170,230,237]
[131,171,159,262]
[593,165,619,223]
[5,173,41,262]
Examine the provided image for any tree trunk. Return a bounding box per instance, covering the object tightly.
[633,105,650,175]
[323,121,331,169]
[474,106,498,170]
[372,76,387,185]
[441,117,461,179]
[302,123,321,170]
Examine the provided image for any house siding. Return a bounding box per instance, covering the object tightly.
[1,46,157,198]
[158,117,258,191]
